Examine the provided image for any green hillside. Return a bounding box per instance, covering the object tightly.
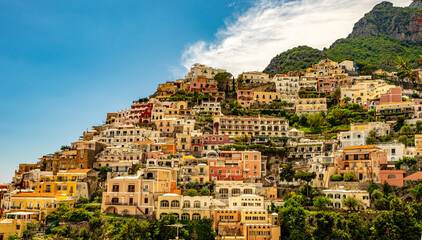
[264,1,422,76]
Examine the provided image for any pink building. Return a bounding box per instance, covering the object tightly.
[380,87,402,104]
[317,77,336,94]
[203,135,234,151]
[191,136,204,152]
[237,90,254,108]
[209,151,261,181]
[380,170,405,187]
[189,76,218,92]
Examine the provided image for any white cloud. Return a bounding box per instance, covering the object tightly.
[182,0,411,76]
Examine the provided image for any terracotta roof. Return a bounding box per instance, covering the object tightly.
[404,172,422,181]
[12,192,56,198]
[134,141,154,144]
[65,169,92,173]
[377,101,413,106]
[341,145,381,150]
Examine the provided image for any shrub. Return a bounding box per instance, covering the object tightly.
[330,174,343,181]
[200,188,210,196]
[344,172,356,181]
[63,209,90,222]
[50,225,70,237]
[186,189,197,197]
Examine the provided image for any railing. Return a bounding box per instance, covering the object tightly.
[105,202,137,206]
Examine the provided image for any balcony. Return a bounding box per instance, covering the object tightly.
[105,202,137,206]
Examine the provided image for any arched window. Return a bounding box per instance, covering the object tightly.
[192,213,201,220]
[388,174,397,179]
[183,201,191,208]
[171,200,180,208]
[194,201,201,208]
[160,200,169,208]
[181,213,190,220]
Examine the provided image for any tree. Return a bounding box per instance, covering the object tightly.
[344,172,356,181]
[98,166,110,182]
[342,196,362,211]
[187,189,197,197]
[395,156,418,170]
[63,209,90,222]
[397,135,408,145]
[200,188,210,196]
[372,198,422,240]
[214,72,232,83]
[313,196,332,210]
[365,136,376,144]
[7,235,19,240]
[343,97,351,103]
[393,116,405,132]
[408,183,422,202]
[279,199,309,240]
[307,113,324,133]
[280,164,296,185]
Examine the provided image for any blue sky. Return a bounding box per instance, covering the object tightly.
[0,0,252,183]
[0,0,411,183]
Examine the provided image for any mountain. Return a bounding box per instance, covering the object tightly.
[263,46,326,76]
[348,1,422,42]
[264,1,422,75]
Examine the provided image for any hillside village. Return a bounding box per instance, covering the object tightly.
[2,59,422,239]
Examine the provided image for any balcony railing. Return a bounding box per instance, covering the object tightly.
[105,202,137,206]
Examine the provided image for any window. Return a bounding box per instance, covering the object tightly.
[46,185,51,193]
[194,201,201,208]
[171,200,180,208]
[112,185,119,192]
[184,201,191,208]
[128,185,135,192]
[160,200,169,208]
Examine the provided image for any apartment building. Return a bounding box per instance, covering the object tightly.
[295,98,327,115]
[101,167,178,216]
[213,115,288,137]
[241,71,270,84]
[322,189,370,209]
[333,145,387,183]
[237,90,254,108]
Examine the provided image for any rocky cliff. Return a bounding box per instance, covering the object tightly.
[347,1,422,42]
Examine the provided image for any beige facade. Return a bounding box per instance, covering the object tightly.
[156,194,219,220]
[241,71,270,84]
[185,63,226,82]
[376,101,415,120]
[179,163,209,185]
[295,98,327,115]
[214,115,288,137]
[101,167,179,216]
[229,194,264,210]
[213,209,280,240]
[333,145,387,183]
[322,189,370,209]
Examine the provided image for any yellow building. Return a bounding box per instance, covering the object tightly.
[8,192,73,221]
[34,169,98,200]
[254,92,280,105]
[0,212,39,239]
[213,209,280,240]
